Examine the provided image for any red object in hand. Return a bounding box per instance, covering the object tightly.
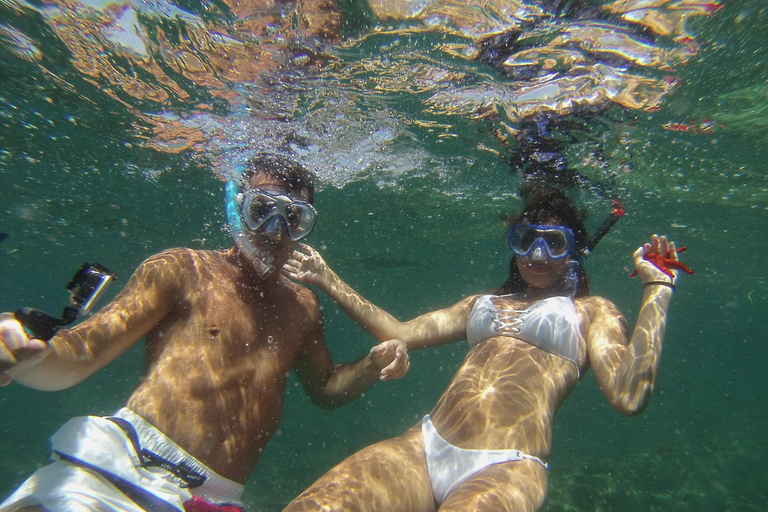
[630,246,694,279]
[184,496,244,512]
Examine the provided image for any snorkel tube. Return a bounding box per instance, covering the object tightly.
[577,199,625,262]
[563,199,625,297]
[225,176,275,278]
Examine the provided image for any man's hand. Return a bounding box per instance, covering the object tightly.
[283,244,330,287]
[370,339,409,381]
[0,313,49,386]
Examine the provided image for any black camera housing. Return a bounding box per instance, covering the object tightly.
[15,263,116,341]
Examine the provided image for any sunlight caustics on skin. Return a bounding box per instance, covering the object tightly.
[15,247,325,483]
[285,427,436,512]
[283,292,585,511]
[279,240,678,511]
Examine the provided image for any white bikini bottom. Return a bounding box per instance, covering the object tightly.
[421,414,547,504]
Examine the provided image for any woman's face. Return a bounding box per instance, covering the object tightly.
[514,219,572,289]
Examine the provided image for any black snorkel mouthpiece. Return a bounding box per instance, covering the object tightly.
[578,199,625,262]
[15,263,117,342]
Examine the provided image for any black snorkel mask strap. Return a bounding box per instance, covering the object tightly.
[577,199,625,262]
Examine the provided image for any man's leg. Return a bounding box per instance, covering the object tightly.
[284,426,435,512]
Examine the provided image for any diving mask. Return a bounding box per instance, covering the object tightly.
[239,188,317,241]
[509,224,575,260]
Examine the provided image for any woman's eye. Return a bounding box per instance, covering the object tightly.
[521,232,537,247]
[546,236,564,250]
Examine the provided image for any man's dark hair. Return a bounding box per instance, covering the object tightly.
[245,153,316,203]
[497,184,591,297]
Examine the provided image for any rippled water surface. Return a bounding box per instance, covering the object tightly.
[1,0,766,509]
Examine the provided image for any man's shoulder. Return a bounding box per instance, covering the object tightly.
[136,248,228,284]
[145,247,223,266]
[279,278,322,318]
[281,277,318,302]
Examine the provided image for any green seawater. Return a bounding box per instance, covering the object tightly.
[1,0,767,510]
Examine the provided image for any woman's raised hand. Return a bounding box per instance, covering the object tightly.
[632,234,685,285]
[283,244,331,287]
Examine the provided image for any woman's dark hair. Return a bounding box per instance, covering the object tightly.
[497,184,591,297]
[244,153,316,204]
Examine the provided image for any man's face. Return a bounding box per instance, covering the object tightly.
[244,171,313,263]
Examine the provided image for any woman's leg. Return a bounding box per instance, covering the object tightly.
[438,458,547,512]
[284,426,435,512]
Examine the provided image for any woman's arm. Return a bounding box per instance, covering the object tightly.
[283,244,475,349]
[292,289,410,408]
[586,235,680,415]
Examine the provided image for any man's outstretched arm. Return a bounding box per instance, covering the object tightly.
[292,291,409,409]
[1,250,184,390]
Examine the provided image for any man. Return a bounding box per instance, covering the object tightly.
[0,154,409,511]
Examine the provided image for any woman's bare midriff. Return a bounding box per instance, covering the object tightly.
[430,334,581,461]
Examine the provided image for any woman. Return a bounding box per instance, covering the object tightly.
[281,186,686,512]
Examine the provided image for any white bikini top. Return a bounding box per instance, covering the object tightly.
[467,295,581,367]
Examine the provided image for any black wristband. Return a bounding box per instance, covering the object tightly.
[644,281,675,291]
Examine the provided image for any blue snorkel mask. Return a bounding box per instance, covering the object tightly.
[225,163,318,278]
[507,199,625,299]
[509,223,580,298]
[509,224,576,260]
